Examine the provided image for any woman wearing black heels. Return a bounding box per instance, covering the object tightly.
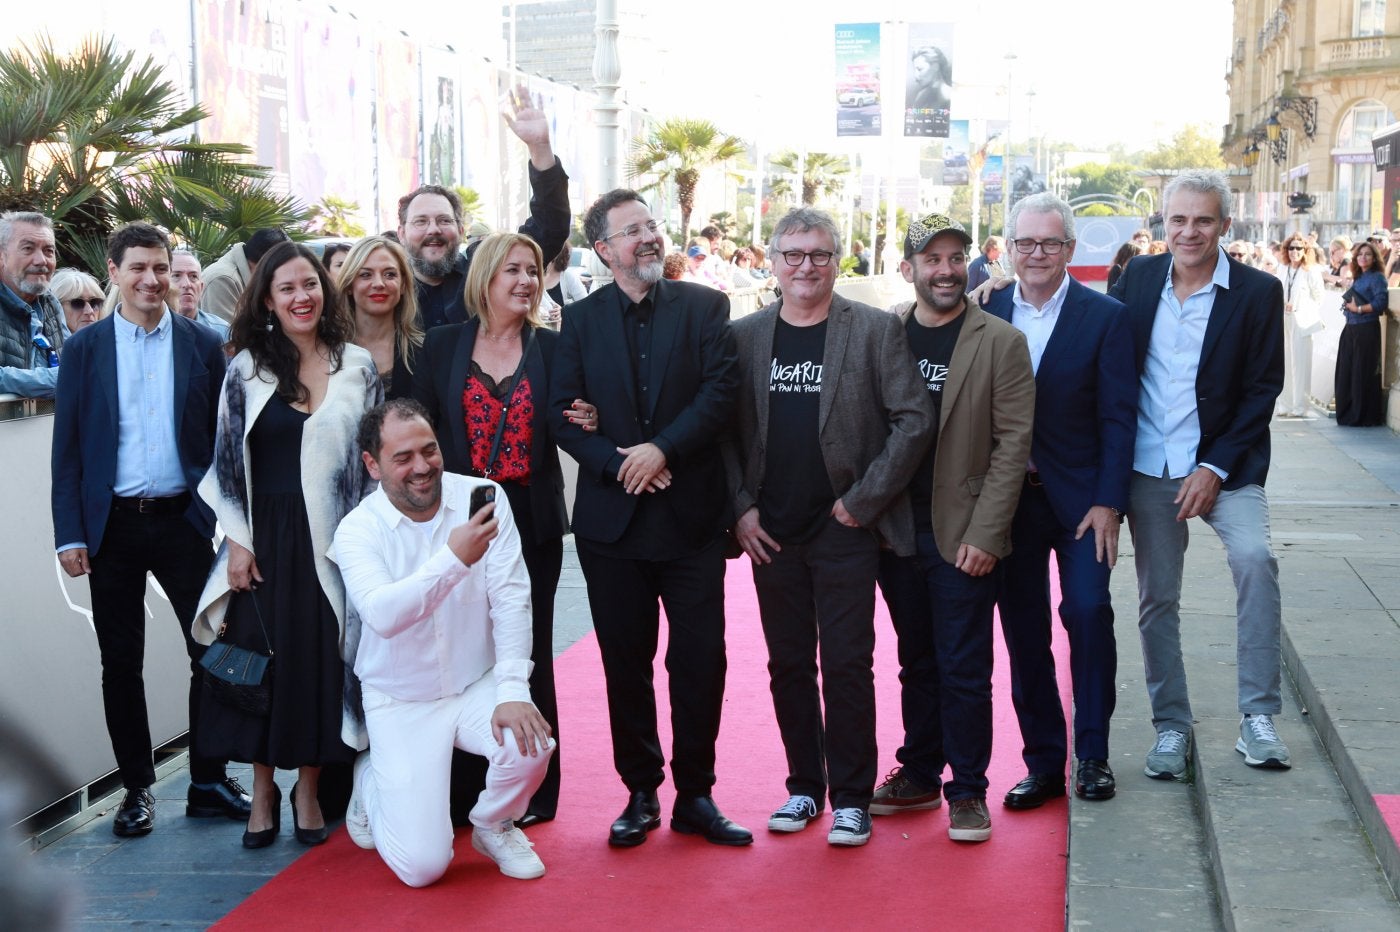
[193,242,381,847]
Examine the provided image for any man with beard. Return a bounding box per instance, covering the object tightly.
[549,189,748,849]
[868,213,1033,843]
[334,399,553,886]
[726,207,932,848]
[401,86,570,331]
[0,211,65,399]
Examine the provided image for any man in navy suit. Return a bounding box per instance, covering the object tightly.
[985,194,1137,807]
[549,189,750,849]
[51,222,247,837]
[1110,170,1289,780]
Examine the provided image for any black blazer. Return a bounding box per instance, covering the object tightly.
[51,313,226,554]
[412,318,568,541]
[1111,251,1283,490]
[548,278,739,547]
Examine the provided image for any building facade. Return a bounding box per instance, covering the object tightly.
[1223,0,1400,243]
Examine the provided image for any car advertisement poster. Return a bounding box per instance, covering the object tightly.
[904,22,953,139]
[941,120,970,185]
[835,23,882,138]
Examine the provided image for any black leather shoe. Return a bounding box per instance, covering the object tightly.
[609,790,661,847]
[242,784,281,849]
[187,777,253,820]
[1002,773,1066,810]
[670,795,753,846]
[1075,759,1116,801]
[290,781,328,846]
[515,811,554,830]
[112,788,155,838]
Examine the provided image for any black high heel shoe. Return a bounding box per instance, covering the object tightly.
[290,781,328,846]
[242,784,282,849]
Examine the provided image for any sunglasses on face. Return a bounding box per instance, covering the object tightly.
[1228,251,1246,259]
[67,297,103,311]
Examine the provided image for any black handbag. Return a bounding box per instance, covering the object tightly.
[200,588,275,716]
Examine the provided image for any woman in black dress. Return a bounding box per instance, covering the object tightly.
[194,242,381,848]
[1336,240,1389,426]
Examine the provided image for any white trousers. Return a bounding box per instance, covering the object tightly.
[1277,312,1313,416]
[360,676,553,888]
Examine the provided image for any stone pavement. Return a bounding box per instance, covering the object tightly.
[18,415,1400,929]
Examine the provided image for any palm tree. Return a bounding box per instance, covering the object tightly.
[767,151,851,207]
[625,118,746,244]
[0,35,304,274]
[304,196,367,238]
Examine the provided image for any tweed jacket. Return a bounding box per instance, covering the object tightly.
[192,343,381,750]
[725,294,934,557]
[898,302,1036,564]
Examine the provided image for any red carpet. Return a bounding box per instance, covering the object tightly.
[216,562,1070,930]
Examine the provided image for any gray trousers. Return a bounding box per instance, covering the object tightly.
[1128,473,1282,733]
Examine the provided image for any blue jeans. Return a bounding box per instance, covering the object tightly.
[877,531,995,802]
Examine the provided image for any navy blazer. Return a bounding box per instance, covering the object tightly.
[1110,251,1284,490]
[51,312,226,554]
[412,318,569,541]
[548,278,739,547]
[985,278,1138,529]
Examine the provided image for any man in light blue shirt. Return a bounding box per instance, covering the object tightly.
[169,249,230,344]
[0,211,65,399]
[1110,170,1289,782]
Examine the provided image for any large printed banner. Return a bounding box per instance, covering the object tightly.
[940,120,971,185]
[904,22,953,139]
[374,34,421,231]
[835,23,882,139]
[197,0,291,192]
[421,45,461,188]
[981,154,1003,204]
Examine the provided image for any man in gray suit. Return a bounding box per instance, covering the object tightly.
[726,207,933,848]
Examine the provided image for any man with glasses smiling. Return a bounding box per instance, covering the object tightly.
[551,189,748,849]
[0,211,65,399]
[726,206,933,847]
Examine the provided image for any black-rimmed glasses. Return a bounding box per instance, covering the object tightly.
[779,250,835,267]
[1009,238,1071,255]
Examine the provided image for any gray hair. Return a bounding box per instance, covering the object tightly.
[771,207,843,257]
[1007,193,1076,241]
[0,211,53,251]
[1163,169,1233,223]
[48,268,103,303]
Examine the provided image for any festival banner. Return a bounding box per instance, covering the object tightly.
[940,120,971,185]
[1010,154,1047,206]
[461,56,503,225]
[903,22,953,139]
[835,23,882,139]
[373,33,421,231]
[421,45,462,188]
[981,154,1003,204]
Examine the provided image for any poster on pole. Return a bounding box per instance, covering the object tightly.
[981,154,1003,204]
[940,120,970,185]
[835,23,882,138]
[903,23,953,138]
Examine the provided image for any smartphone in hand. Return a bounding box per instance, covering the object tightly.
[469,485,496,519]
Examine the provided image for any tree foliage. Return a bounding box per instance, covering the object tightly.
[304,195,366,238]
[1064,162,1140,202]
[0,35,304,275]
[625,118,745,243]
[1140,123,1225,170]
[768,151,851,207]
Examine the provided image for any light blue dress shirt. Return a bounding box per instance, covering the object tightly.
[1133,247,1232,482]
[193,309,230,343]
[112,307,187,498]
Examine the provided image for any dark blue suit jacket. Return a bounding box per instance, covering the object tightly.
[986,277,1137,529]
[1110,252,1283,490]
[51,312,226,555]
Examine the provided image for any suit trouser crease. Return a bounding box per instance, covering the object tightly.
[1129,474,1282,734]
[754,520,879,811]
[575,537,727,797]
[88,507,224,789]
[359,678,552,888]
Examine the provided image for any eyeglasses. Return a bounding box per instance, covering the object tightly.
[1227,251,1246,259]
[67,297,103,311]
[603,220,660,242]
[407,215,457,231]
[1286,245,1305,252]
[1010,238,1071,255]
[779,250,835,267]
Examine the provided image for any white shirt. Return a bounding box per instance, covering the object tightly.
[1010,273,1070,375]
[330,472,534,704]
[1133,247,1231,482]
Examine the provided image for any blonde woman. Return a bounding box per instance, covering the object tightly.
[49,268,107,334]
[339,236,423,399]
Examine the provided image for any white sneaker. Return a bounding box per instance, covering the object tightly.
[471,824,546,880]
[1236,714,1291,769]
[345,751,374,849]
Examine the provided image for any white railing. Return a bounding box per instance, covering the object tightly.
[1324,36,1393,64]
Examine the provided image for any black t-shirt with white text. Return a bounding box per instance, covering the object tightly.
[905,310,964,533]
[759,317,835,544]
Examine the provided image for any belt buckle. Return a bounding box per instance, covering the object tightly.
[137,497,156,514]
[1026,472,1043,488]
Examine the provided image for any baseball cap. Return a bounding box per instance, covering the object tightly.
[904,213,973,258]
[687,245,706,258]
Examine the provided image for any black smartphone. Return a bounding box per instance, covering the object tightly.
[469,485,496,519]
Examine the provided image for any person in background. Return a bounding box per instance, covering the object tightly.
[1131,229,1152,252]
[50,268,107,335]
[850,240,871,276]
[168,249,230,344]
[966,236,1003,292]
[1323,236,1353,291]
[1106,241,1143,293]
[192,241,381,850]
[544,242,589,309]
[662,252,687,281]
[1335,239,1388,426]
[340,235,422,400]
[321,243,352,280]
[730,248,760,289]
[1275,233,1323,418]
[0,211,64,399]
[201,228,291,324]
[1148,240,1168,256]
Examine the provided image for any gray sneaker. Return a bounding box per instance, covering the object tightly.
[1144,729,1191,780]
[1236,714,1291,769]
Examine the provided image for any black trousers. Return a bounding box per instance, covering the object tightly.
[449,488,563,824]
[754,519,879,811]
[87,505,225,790]
[575,536,727,798]
[1335,320,1385,427]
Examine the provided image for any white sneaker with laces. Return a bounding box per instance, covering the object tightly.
[1236,714,1291,769]
[345,751,374,849]
[767,795,820,833]
[826,807,872,846]
[472,823,546,879]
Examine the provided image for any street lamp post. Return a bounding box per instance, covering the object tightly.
[593,0,622,193]
[1001,53,1016,236]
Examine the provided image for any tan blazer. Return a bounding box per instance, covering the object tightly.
[726,294,934,556]
[897,302,1036,563]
